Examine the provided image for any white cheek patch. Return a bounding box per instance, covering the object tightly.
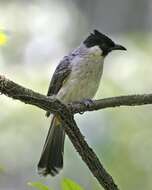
[88,45,103,56]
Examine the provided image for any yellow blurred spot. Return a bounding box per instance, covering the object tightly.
[0,31,8,45]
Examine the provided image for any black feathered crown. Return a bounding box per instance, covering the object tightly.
[84,30,115,49]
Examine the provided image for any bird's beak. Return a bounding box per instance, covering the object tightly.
[110,44,127,51]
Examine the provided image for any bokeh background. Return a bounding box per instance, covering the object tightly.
[0,0,152,190]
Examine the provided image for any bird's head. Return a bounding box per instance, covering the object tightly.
[83,29,126,56]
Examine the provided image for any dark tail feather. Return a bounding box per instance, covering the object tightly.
[38,115,65,176]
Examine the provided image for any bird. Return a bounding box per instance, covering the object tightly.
[38,29,126,176]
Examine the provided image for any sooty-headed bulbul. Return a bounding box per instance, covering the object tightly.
[38,29,126,176]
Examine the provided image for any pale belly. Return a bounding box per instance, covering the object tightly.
[56,56,103,103]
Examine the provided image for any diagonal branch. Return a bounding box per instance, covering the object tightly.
[0,75,119,190]
[1,75,152,189]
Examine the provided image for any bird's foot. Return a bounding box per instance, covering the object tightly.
[68,99,94,115]
[77,98,94,114]
[82,98,94,108]
[68,101,84,114]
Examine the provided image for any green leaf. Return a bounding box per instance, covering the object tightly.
[28,182,53,190]
[61,178,85,190]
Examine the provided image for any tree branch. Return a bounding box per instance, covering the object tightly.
[69,94,152,113]
[0,76,121,190]
[2,75,152,189]
[1,75,152,115]
[0,75,120,190]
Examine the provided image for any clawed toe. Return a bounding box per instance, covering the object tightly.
[82,98,94,108]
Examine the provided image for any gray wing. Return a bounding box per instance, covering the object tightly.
[46,56,72,117]
[47,56,72,96]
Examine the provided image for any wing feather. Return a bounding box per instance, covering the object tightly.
[46,56,72,117]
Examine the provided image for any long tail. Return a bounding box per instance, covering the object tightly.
[38,115,65,176]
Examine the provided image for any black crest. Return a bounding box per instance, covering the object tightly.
[84,30,115,56]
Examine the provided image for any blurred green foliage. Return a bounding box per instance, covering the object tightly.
[28,181,52,190]
[28,178,84,190]
[0,165,4,173]
[61,178,85,190]
[0,1,152,190]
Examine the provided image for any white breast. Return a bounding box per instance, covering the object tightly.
[56,45,104,103]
